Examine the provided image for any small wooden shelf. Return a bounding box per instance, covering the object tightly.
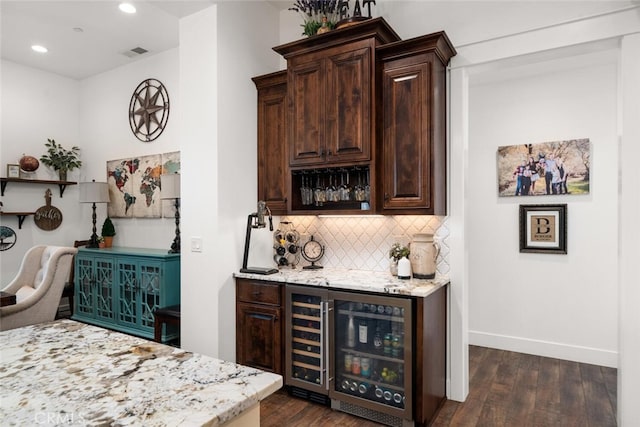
[0,177,77,197]
[0,211,35,229]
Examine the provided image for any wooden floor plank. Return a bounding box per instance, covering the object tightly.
[260,346,618,427]
[558,359,589,426]
[430,400,462,427]
[602,365,618,423]
[448,347,504,425]
[580,363,617,427]
[476,350,520,426]
[504,353,540,426]
[532,355,562,426]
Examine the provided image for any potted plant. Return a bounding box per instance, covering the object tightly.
[289,0,341,36]
[101,217,116,248]
[97,237,106,249]
[388,243,410,276]
[39,138,82,181]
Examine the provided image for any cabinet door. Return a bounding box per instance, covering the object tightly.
[138,260,163,331]
[326,45,371,164]
[255,72,288,215]
[236,302,283,375]
[116,259,139,330]
[75,255,96,318]
[289,58,325,166]
[92,256,116,322]
[381,61,435,212]
[117,258,162,333]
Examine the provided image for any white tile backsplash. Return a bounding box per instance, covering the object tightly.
[279,215,450,276]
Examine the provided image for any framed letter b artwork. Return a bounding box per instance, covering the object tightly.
[519,204,567,254]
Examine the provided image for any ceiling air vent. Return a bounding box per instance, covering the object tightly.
[122,47,149,58]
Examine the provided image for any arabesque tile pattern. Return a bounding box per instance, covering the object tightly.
[279,216,450,276]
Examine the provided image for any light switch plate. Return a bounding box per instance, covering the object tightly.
[191,237,202,252]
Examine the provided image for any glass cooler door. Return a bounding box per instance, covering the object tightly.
[329,291,413,420]
[285,286,327,393]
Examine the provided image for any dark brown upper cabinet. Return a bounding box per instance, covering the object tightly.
[286,41,372,166]
[377,32,456,215]
[252,71,288,215]
[274,18,400,169]
[253,19,456,215]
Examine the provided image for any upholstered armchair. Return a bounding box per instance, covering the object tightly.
[0,245,78,331]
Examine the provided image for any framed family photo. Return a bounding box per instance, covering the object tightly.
[519,204,567,254]
[497,139,590,197]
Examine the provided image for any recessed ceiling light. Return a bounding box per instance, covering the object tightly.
[119,3,136,14]
[31,45,48,53]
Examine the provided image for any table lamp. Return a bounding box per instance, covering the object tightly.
[79,180,110,248]
[160,173,180,254]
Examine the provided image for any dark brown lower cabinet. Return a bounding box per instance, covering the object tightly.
[236,279,284,375]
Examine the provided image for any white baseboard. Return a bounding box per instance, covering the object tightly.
[469,330,618,368]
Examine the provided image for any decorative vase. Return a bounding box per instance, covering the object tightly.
[104,236,114,248]
[58,169,67,181]
[409,233,440,279]
[389,259,398,276]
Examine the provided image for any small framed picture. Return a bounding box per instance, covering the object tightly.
[519,204,567,254]
[6,164,20,178]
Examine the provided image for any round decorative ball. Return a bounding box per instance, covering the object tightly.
[19,155,40,172]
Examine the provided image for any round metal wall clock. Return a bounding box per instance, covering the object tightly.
[0,226,17,251]
[129,78,170,142]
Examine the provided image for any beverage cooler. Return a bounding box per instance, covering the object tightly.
[286,285,414,427]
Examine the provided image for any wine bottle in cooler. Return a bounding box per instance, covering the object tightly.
[346,315,356,348]
[358,318,368,350]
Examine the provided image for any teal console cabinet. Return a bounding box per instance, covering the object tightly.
[72,247,180,341]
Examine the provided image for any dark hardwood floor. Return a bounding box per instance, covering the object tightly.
[260,345,617,427]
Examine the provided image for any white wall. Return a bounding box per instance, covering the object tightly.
[619,33,640,427]
[468,48,619,367]
[179,1,281,359]
[0,60,82,281]
[78,48,180,250]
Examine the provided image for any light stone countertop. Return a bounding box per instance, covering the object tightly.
[0,320,282,427]
[234,267,449,297]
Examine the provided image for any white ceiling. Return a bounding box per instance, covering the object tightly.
[0,1,288,80]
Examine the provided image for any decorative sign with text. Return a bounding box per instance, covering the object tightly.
[519,204,567,254]
[34,189,63,231]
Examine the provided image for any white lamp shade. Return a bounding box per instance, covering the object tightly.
[161,174,181,199]
[79,181,110,203]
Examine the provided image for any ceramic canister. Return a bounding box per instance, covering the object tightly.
[409,233,440,279]
[397,256,411,279]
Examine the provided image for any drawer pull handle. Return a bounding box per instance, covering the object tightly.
[249,313,274,321]
[252,290,262,297]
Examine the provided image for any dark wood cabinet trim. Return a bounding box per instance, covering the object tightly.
[253,71,289,215]
[273,17,401,59]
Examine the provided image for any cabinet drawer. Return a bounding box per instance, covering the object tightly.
[237,280,281,306]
